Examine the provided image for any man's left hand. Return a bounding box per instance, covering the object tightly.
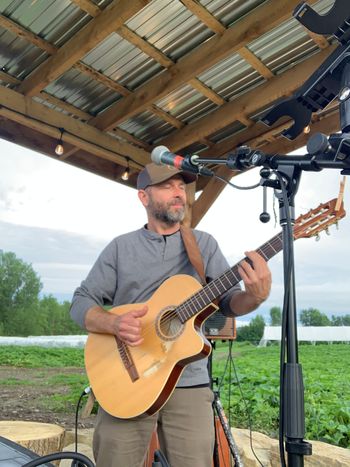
[238,250,272,305]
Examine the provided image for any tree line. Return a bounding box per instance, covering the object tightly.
[0,251,349,338]
[236,306,350,343]
[0,251,83,336]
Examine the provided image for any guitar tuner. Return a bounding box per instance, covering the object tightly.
[325,228,331,236]
[315,234,321,242]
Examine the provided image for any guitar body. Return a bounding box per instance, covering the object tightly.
[85,274,218,419]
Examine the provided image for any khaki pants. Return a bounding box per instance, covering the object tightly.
[93,387,215,467]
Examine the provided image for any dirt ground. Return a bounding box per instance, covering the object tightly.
[0,366,95,430]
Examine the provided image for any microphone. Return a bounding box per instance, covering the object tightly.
[151,145,213,176]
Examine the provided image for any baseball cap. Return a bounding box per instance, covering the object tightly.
[137,163,197,190]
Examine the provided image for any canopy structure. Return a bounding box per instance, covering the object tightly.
[0,0,341,226]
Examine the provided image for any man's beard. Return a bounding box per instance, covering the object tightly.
[148,198,185,225]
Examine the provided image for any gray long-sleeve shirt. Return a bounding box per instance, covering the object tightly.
[70,226,241,386]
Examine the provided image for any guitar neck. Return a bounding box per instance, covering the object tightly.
[177,231,284,323]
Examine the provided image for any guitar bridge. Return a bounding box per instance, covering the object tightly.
[115,336,139,382]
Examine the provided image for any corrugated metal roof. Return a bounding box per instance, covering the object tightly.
[82,32,163,91]
[198,54,265,101]
[118,109,175,144]
[127,0,214,61]
[0,0,343,189]
[1,0,91,48]
[0,26,48,79]
[200,0,267,27]
[156,84,219,123]
[45,68,121,116]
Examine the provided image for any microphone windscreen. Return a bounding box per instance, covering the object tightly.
[151,145,169,164]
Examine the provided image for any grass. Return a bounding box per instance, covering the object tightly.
[0,342,348,447]
[212,342,350,448]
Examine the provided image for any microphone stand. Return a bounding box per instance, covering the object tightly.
[188,138,350,466]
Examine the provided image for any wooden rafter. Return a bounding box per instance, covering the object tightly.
[191,110,341,227]
[0,14,57,55]
[70,0,101,18]
[92,0,318,131]
[305,30,329,50]
[180,0,225,35]
[0,85,148,167]
[161,45,335,152]
[238,47,274,79]
[17,0,150,96]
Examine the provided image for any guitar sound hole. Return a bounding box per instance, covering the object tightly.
[157,307,184,341]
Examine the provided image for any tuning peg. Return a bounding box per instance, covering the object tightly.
[325,227,330,236]
[315,234,321,241]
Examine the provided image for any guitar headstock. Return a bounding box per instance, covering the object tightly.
[294,198,346,240]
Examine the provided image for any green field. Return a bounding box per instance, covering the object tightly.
[212,342,350,448]
[0,343,349,448]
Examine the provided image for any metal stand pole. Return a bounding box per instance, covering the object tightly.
[273,166,312,466]
[208,342,243,467]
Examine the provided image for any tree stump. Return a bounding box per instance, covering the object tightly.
[0,421,65,460]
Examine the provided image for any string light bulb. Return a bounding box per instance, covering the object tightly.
[303,125,311,134]
[121,158,130,181]
[55,128,65,156]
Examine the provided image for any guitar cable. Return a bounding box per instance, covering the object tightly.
[71,386,93,467]
[22,387,95,467]
[217,341,265,467]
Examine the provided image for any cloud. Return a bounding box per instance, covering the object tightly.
[1,139,349,314]
[0,220,106,295]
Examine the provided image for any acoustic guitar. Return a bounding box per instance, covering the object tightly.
[85,198,345,419]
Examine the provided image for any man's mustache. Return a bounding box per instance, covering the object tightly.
[169,199,185,207]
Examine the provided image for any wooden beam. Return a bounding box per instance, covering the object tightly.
[17,0,150,96]
[92,0,318,130]
[188,79,225,106]
[161,45,335,152]
[117,25,173,68]
[192,110,340,227]
[74,62,130,96]
[0,117,140,186]
[258,111,340,155]
[151,105,185,129]
[0,14,57,55]
[305,31,329,50]
[0,0,232,122]
[238,47,274,79]
[0,71,20,85]
[40,92,91,120]
[238,115,254,127]
[183,181,197,228]
[112,128,152,151]
[180,0,226,34]
[191,110,340,225]
[0,85,149,166]
[70,0,101,17]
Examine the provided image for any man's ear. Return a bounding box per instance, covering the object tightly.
[138,189,149,207]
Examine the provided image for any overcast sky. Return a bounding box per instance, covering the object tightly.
[1,138,349,321]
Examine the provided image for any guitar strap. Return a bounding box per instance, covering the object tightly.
[180,225,207,285]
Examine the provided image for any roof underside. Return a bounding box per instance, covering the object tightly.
[0,0,342,224]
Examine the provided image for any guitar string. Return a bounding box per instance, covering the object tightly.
[138,235,282,341]
[130,234,284,343]
[133,235,283,344]
[115,215,333,347]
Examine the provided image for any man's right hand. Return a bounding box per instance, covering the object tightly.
[113,305,148,346]
[85,304,148,346]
